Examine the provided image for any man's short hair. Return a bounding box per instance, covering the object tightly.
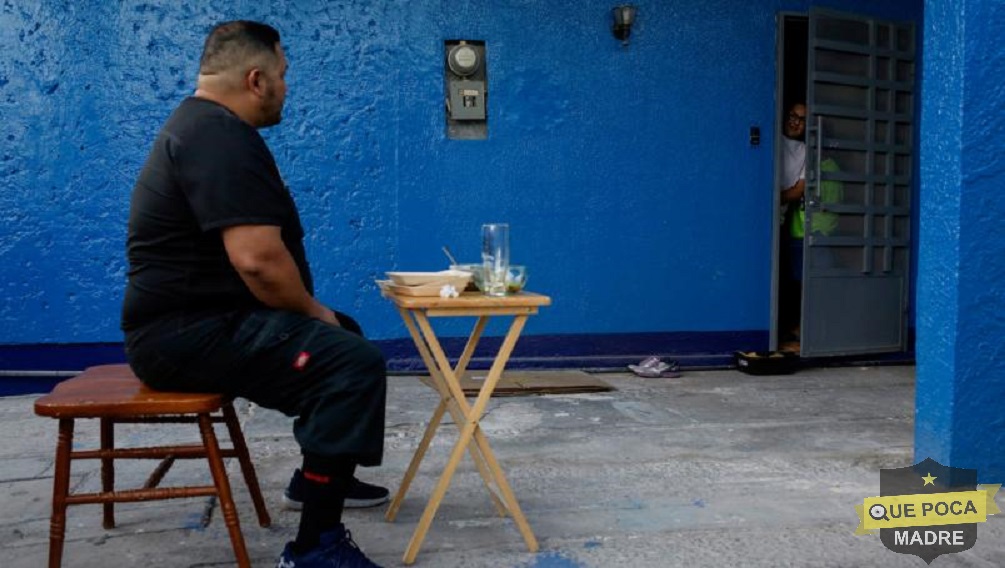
[199,20,281,76]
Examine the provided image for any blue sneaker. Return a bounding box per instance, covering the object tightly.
[276,524,382,567]
[283,469,390,510]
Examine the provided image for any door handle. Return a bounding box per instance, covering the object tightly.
[814,115,823,200]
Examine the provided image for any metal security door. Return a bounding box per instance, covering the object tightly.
[801,9,914,356]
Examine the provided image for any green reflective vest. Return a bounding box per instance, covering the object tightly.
[790,157,842,239]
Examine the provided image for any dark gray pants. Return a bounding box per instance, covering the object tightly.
[125,309,386,466]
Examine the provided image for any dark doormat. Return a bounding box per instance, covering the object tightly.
[419,370,615,397]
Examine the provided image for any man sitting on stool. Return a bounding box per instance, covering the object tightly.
[122,20,386,567]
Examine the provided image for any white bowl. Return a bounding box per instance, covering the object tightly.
[386,269,472,287]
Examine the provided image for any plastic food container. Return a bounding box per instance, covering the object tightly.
[734,351,800,375]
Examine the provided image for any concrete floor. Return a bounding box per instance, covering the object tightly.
[3,365,1005,567]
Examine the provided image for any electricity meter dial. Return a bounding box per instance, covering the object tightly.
[447,44,481,76]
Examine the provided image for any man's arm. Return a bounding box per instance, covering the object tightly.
[781,179,805,204]
[221,225,339,325]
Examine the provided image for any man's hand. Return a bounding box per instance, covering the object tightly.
[781,179,805,204]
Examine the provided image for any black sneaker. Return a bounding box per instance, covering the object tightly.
[275,523,382,567]
[283,469,390,510]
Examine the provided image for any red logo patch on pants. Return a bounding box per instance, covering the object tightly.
[303,470,331,483]
[293,351,311,371]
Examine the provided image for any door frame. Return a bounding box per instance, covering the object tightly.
[771,11,805,353]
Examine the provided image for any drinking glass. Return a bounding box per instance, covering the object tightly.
[481,223,509,297]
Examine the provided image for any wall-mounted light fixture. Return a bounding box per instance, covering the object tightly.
[612,5,637,45]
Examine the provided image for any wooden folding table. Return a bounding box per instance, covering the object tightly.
[382,290,551,564]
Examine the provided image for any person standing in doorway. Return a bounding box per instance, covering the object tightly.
[779,102,807,351]
[122,21,385,567]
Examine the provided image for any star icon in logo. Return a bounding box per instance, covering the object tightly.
[922,472,937,486]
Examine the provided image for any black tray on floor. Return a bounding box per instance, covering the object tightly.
[734,351,800,375]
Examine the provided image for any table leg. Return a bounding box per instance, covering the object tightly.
[412,311,509,512]
[445,316,509,514]
[402,405,482,564]
[401,313,537,564]
[386,398,448,522]
[454,316,489,378]
[460,314,539,552]
[441,400,507,516]
[392,309,506,518]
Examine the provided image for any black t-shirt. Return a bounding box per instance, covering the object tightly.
[121,97,313,330]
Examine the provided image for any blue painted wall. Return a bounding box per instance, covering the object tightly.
[0,2,921,356]
[916,0,1005,481]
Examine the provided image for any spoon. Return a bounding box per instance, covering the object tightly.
[442,246,459,266]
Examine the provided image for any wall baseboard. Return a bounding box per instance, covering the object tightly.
[0,330,912,396]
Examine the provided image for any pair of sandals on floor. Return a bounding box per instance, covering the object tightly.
[627,356,681,378]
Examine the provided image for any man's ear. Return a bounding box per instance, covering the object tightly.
[246,68,263,96]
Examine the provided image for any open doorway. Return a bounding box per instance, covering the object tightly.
[773,8,915,357]
[774,14,808,353]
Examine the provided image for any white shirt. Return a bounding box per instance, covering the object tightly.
[781,137,806,191]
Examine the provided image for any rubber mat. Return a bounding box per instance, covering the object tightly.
[419,370,614,397]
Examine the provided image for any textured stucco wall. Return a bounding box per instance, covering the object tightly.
[916,0,1005,481]
[0,0,921,346]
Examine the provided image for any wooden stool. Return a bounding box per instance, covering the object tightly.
[33,364,271,568]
